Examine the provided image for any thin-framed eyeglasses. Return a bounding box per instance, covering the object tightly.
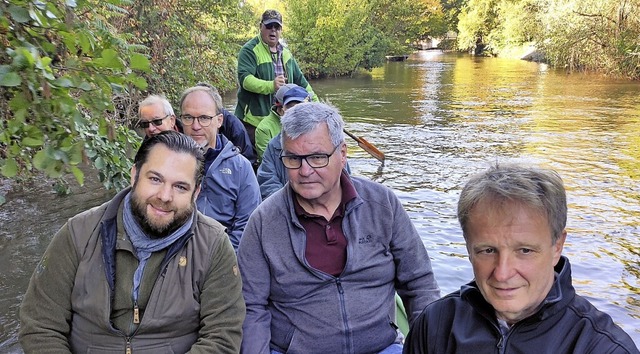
[280,145,340,169]
[137,115,170,129]
[180,114,219,127]
[264,23,282,31]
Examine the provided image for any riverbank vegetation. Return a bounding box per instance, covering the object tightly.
[1,0,639,202]
[455,0,640,79]
[0,0,257,201]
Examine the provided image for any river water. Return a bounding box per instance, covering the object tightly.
[1,51,638,351]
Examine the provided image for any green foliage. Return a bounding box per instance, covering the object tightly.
[115,0,255,104]
[286,0,378,77]
[454,0,640,78]
[1,0,147,190]
[78,118,140,190]
[456,0,499,51]
[0,0,257,193]
[285,0,443,77]
[441,0,467,32]
[537,0,640,78]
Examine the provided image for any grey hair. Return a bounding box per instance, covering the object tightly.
[138,95,174,116]
[457,163,567,244]
[280,102,345,147]
[179,83,223,115]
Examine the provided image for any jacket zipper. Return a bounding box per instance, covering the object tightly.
[493,319,524,354]
[335,278,354,354]
[133,301,140,324]
[126,253,176,350]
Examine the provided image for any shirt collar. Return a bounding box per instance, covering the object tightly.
[293,169,357,218]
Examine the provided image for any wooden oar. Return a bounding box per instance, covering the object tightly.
[343,129,385,162]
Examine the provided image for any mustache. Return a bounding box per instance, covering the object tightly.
[150,199,173,212]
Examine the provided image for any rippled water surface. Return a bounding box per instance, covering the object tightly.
[1,52,638,350]
[0,175,114,352]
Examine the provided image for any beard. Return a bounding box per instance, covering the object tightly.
[130,188,195,239]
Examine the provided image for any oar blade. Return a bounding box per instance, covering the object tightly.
[343,129,385,162]
[357,137,385,162]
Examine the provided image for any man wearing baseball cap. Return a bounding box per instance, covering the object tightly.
[235,9,317,151]
[255,84,309,160]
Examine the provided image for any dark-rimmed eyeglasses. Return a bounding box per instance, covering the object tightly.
[180,114,219,127]
[280,145,339,169]
[137,115,170,129]
[264,23,282,31]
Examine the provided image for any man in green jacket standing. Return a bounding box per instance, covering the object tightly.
[19,131,245,353]
[235,9,317,148]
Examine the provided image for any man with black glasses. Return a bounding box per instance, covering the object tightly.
[180,85,260,251]
[235,9,317,149]
[238,102,441,354]
[137,95,178,137]
[194,82,256,166]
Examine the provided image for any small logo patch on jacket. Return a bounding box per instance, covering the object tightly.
[179,256,187,267]
[35,256,48,275]
[220,168,232,175]
[358,235,372,244]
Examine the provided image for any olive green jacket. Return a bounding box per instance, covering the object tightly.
[19,188,245,354]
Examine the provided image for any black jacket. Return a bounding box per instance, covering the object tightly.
[404,256,639,354]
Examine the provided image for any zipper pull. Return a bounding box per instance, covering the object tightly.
[126,337,132,354]
[133,302,140,324]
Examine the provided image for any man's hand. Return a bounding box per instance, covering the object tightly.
[274,75,287,91]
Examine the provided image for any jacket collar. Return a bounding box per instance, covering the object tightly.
[99,187,198,291]
[460,255,574,325]
[284,171,362,225]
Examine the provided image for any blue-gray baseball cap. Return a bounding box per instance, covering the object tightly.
[282,86,311,106]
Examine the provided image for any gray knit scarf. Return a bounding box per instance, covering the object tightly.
[123,192,193,304]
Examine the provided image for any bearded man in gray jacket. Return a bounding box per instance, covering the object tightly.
[238,102,441,354]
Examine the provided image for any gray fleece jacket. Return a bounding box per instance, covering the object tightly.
[237,175,441,354]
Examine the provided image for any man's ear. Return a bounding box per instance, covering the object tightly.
[130,165,137,186]
[340,142,347,167]
[216,113,223,129]
[553,229,567,265]
[193,184,201,201]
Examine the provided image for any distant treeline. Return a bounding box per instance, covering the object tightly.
[453,0,640,79]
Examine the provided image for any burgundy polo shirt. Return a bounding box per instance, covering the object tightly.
[293,171,358,276]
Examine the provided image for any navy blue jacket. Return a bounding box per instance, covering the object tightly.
[404,256,639,354]
[220,109,256,166]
